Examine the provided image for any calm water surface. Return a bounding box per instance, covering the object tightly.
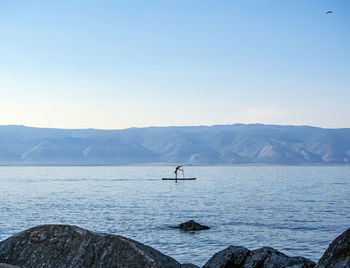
[0,166,350,266]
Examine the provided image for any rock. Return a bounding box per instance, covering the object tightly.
[177,220,210,231]
[317,227,350,268]
[181,263,199,268]
[0,264,20,268]
[203,246,250,267]
[244,247,315,268]
[203,246,316,268]
[0,224,182,268]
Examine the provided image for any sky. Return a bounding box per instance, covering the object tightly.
[0,0,349,129]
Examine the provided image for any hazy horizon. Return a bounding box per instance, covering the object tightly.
[2,121,350,131]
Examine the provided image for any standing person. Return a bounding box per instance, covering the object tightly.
[174,165,183,183]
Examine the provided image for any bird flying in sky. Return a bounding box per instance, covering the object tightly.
[326,11,333,14]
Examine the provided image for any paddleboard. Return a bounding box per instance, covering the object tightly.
[162,178,196,180]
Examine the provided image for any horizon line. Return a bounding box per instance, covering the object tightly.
[1,123,349,131]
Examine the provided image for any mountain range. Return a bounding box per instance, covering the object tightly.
[0,124,350,165]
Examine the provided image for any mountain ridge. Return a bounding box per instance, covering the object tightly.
[0,124,349,165]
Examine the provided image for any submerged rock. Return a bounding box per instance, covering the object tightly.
[0,224,182,268]
[176,220,210,231]
[317,227,350,268]
[203,246,315,268]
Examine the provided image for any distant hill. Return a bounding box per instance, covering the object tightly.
[0,124,350,165]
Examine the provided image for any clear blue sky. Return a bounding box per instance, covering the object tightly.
[1,0,349,129]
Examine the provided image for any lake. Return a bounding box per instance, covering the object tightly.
[0,166,349,266]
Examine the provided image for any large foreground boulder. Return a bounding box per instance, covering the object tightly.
[317,227,350,268]
[203,245,316,268]
[0,224,182,268]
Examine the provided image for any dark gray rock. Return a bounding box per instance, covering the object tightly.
[203,246,250,267]
[244,247,315,268]
[317,227,350,268]
[203,246,315,268]
[177,220,210,231]
[0,224,182,268]
[181,263,200,268]
[0,264,20,268]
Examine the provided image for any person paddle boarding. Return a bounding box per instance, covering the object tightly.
[174,165,183,183]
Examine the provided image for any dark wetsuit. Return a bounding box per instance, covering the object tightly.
[174,165,183,181]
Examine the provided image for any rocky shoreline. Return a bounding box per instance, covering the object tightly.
[0,223,349,267]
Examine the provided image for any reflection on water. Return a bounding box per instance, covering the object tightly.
[0,166,350,266]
